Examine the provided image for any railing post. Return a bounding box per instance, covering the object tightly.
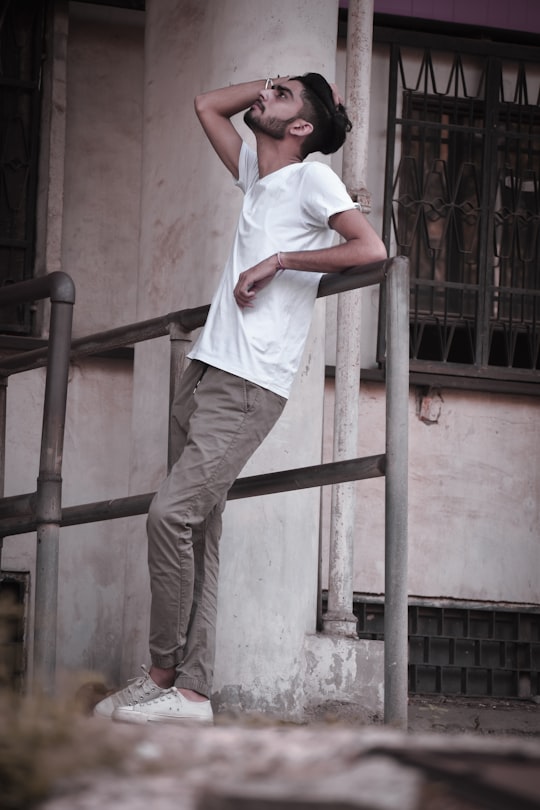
[33,297,74,694]
[384,256,409,727]
[167,321,192,473]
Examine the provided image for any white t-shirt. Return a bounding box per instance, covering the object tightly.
[188,142,356,398]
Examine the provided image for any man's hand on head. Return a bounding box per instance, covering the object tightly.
[234,255,281,308]
[330,83,344,108]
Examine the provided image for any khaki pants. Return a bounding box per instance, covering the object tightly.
[146,360,286,698]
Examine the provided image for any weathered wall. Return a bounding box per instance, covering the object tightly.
[2,0,538,713]
[321,382,540,605]
[322,40,540,609]
[1,2,143,684]
[121,0,342,718]
[62,2,144,337]
[2,358,134,683]
[57,2,145,681]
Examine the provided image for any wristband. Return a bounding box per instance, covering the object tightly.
[276,252,285,270]
[265,78,273,89]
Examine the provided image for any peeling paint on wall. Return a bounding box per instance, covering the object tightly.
[416,387,443,425]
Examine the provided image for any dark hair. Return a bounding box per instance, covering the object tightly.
[291,72,352,157]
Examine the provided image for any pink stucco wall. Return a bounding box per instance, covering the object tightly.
[365,0,540,35]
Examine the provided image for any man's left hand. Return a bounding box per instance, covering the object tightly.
[234,255,280,308]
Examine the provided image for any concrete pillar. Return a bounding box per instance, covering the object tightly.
[324,0,374,636]
[121,0,342,717]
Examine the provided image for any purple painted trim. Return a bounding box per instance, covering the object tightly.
[340,0,540,36]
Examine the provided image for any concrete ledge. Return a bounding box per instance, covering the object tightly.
[36,719,540,810]
[303,633,384,723]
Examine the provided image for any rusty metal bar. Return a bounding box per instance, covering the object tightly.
[0,454,386,536]
[0,265,386,377]
[229,454,386,500]
[34,298,74,693]
[0,272,74,309]
[0,306,208,376]
[0,492,36,520]
[0,271,75,694]
[0,257,403,701]
[384,256,410,728]
[317,259,386,298]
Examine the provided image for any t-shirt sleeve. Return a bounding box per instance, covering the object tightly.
[301,162,357,228]
[235,142,259,193]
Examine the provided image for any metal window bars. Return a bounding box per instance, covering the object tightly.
[0,0,46,333]
[378,28,540,388]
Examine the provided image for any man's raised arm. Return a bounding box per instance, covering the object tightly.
[194,79,270,179]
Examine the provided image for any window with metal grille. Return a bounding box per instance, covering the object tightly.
[345,595,540,700]
[0,0,46,333]
[378,29,540,391]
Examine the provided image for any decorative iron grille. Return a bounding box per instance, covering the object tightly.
[0,0,46,333]
[378,30,540,386]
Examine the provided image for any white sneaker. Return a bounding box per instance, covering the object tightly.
[93,665,168,718]
[112,687,213,725]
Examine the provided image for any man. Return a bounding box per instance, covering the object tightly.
[94,73,387,724]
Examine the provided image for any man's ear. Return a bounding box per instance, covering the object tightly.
[289,119,314,138]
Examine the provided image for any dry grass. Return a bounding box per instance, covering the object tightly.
[0,682,146,810]
[0,577,152,808]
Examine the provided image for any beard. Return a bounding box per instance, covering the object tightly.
[244,107,296,140]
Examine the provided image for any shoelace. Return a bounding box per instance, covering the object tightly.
[125,665,154,700]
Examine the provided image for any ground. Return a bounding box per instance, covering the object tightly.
[2,690,539,810]
[408,693,540,737]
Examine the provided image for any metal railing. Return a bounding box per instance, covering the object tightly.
[0,271,75,692]
[0,256,409,724]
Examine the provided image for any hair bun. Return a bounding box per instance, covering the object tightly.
[291,72,353,156]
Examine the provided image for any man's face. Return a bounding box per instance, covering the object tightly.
[244,79,306,139]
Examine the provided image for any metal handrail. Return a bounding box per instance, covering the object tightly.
[0,261,387,377]
[0,271,75,692]
[0,256,408,724]
[0,455,387,536]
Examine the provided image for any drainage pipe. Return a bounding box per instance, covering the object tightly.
[324,0,375,636]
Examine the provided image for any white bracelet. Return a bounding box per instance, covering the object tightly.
[265,78,273,89]
[276,252,285,270]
